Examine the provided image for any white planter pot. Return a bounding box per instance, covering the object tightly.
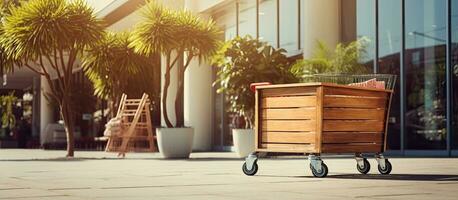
[232,129,255,158]
[157,127,194,159]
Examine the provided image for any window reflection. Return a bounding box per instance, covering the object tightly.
[405,0,447,150]
[356,0,375,70]
[239,0,256,37]
[280,0,298,52]
[378,0,402,150]
[259,0,276,46]
[452,0,458,149]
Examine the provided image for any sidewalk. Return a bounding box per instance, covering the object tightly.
[1,149,457,200]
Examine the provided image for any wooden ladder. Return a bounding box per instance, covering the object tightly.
[105,93,157,157]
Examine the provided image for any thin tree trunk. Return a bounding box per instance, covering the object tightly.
[175,62,184,127]
[162,63,173,128]
[61,99,75,157]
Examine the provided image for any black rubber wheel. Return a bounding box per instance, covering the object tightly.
[377,159,392,175]
[310,162,328,178]
[242,162,258,176]
[356,158,371,174]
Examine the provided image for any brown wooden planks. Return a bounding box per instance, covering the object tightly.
[323,96,386,108]
[323,108,385,120]
[321,143,383,153]
[261,132,315,144]
[262,96,316,108]
[262,120,316,132]
[262,108,316,120]
[261,87,316,97]
[258,143,316,153]
[322,132,383,143]
[323,120,384,132]
[323,86,388,98]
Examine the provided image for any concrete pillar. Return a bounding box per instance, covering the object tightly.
[302,0,341,58]
[184,59,213,151]
[39,76,54,145]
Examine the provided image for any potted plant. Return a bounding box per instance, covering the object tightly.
[130,2,220,158]
[212,36,297,157]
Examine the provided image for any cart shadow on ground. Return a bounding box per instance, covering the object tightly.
[257,174,458,182]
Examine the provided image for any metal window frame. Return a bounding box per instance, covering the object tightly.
[400,0,407,154]
[446,0,453,156]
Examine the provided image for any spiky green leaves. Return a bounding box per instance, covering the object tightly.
[130,1,221,59]
[290,38,370,80]
[82,32,151,99]
[0,0,103,61]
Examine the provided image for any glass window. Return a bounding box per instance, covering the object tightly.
[452,0,458,149]
[378,0,402,150]
[259,0,277,47]
[239,0,256,37]
[405,0,447,150]
[213,3,237,41]
[280,0,298,53]
[356,0,376,70]
[212,3,237,148]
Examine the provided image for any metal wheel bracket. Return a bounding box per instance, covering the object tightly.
[375,154,386,170]
[308,155,323,173]
[245,153,258,171]
[355,156,365,169]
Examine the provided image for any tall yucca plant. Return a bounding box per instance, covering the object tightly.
[0,0,103,157]
[130,2,220,128]
[82,31,159,118]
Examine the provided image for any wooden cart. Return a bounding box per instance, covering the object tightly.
[242,82,394,177]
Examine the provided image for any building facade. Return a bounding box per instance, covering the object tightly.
[1,0,457,156]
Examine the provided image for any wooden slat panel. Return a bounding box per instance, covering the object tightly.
[323,96,386,108]
[262,96,316,108]
[261,87,316,97]
[262,120,316,132]
[323,86,389,98]
[261,132,315,144]
[323,108,385,120]
[322,132,383,143]
[258,143,316,153]
[262,108,316,120]
[255,90,260,151]
[321,143,383,153]
[315,86,324,153]
[323,120,384,132]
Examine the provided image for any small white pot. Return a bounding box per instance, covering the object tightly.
[232,129,255,158]
[157,127,194,159]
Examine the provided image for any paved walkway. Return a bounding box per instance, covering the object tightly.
[1,149,458,199]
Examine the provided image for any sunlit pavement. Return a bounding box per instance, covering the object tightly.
[1,149,458,200]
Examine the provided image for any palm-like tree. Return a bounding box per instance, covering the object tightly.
[82,31,160,118]
[130,2,220,128]
[0,0,103,157]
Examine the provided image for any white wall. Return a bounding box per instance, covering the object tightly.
[184,58,213,151]
[302,0,341,58]
[39,76,54,144]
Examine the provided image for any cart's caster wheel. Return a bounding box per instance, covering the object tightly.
[377,160,392,175]
[310,163,328,178]
[242,162,258,176]
[356,158,370,174]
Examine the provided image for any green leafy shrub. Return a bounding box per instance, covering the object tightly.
[290,38,370,81]
[212,36,297,128]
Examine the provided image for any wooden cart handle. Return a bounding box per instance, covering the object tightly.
[250,82,271,92]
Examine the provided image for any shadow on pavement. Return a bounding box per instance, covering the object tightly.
[257,174,458,182]
[326,174,458,181]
